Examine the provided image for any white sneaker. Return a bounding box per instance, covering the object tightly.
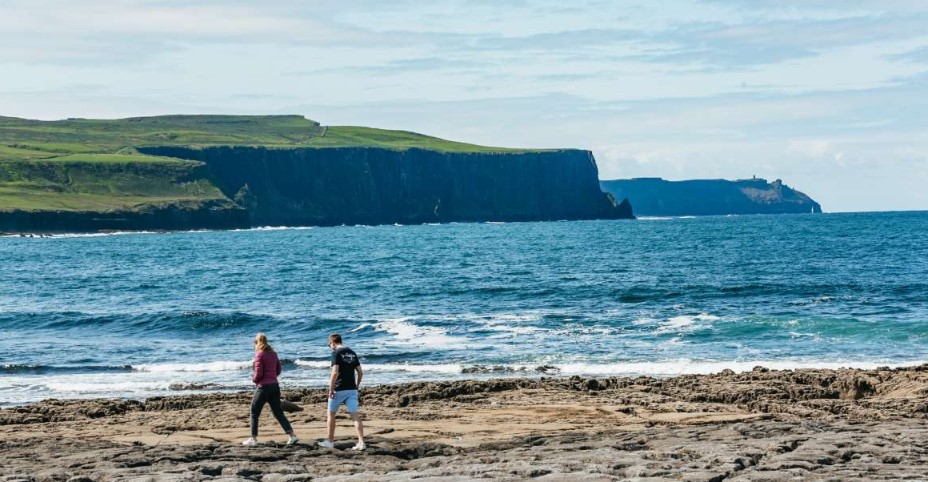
[286,435,299,445]
[242,437,258,446]
[317,439,335,449]
[351,442,366,451]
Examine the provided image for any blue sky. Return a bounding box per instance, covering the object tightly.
[1,0,926,212]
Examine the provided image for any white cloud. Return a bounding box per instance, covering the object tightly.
[0,0,926,211]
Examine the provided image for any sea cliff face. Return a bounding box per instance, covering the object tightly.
[0,201,248,233]
[600,177,820,216]
[138,146,632,226]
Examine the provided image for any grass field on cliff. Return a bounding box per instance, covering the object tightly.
[0,157,227,212]
[0,115,533,161]
[0,114,536,212]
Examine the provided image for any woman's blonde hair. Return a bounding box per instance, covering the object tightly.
[254,332,274,353]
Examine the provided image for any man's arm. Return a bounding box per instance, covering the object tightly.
[355,365,363,389]
[329,365,339,399]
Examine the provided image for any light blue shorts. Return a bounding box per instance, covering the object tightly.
[328,389,359,413]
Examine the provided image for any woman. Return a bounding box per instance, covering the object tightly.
[242,332,298,446]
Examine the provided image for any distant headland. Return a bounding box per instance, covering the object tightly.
[0,115,631,233]
[600,177,821,216]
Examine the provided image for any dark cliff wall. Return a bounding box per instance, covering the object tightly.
[600,178,821,216]
[139,146,633,226]
[0,201,248,233]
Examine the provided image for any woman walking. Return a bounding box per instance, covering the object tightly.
[242,332,298,446]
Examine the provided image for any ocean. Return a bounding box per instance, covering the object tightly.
[2,212,927,406]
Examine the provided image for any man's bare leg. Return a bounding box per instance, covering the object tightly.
[327,410,337,442]
[350,412,365,445]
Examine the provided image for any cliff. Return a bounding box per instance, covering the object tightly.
[137,146,631,226]
[0,115,631,232]
[600,177,821,216]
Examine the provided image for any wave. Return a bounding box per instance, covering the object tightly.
[360,317,469,349]
[1,364,133,375]
[0,310,288,333]
[553,359,927,377]
[232,226,315,232]
[1,231,167,239]
[294,358,927,377]
[294,359,463,374]
[655,313,720,334]
[131,360,252,373]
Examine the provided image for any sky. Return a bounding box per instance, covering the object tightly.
[1,1,926,212]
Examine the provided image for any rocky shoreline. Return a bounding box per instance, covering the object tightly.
[3,365,928,481]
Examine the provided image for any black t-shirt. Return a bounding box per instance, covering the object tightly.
[331,347,360,391]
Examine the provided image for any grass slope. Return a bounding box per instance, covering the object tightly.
[0,159,228,212]
[0,115,531,161]
[0,115,535,212]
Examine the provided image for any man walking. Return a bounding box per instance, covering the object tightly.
[318,333,366,450]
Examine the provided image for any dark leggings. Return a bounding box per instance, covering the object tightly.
[250,383,293,437]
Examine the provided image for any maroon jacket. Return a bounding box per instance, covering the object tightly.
[252,350,282,386]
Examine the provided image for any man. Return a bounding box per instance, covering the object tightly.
[318,333,366,450]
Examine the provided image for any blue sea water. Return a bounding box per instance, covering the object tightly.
[1,212,927,405]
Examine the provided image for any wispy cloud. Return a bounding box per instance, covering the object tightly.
[0,0,926,211]
[887,45,928,64]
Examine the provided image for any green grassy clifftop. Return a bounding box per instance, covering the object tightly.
[0,114,531,162]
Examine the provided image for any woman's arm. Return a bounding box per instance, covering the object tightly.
[252,353,264,384]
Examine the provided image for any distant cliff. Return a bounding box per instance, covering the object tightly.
[138,146,632,226]
[600,177,821,216]
[0,115,632,233]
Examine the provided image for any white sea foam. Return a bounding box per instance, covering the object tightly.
[469,313,545,337]
[371,317,466,348]
[247,226,314,231]
[11,225,315,240]
[637,216,673,221]
[364,363,463,374]
[20,230,165,239]
[294,360,330,369]
[295,359,460,373]
[132,360,251,373]
[285,358,928,378]
[43,379,175,393]
[632,317,657,325]
[655,313,720,334]
[555,359,926,377]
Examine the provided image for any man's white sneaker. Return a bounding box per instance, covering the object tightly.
[317,439,335,449]
[286,435,299,445]
[351,442,366,451]
[242,437,258,446]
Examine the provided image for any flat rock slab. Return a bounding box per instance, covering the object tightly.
[3,366,928,480]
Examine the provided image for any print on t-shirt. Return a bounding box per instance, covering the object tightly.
[331,347,360,391]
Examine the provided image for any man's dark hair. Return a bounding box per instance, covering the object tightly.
[329,333,343,345]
